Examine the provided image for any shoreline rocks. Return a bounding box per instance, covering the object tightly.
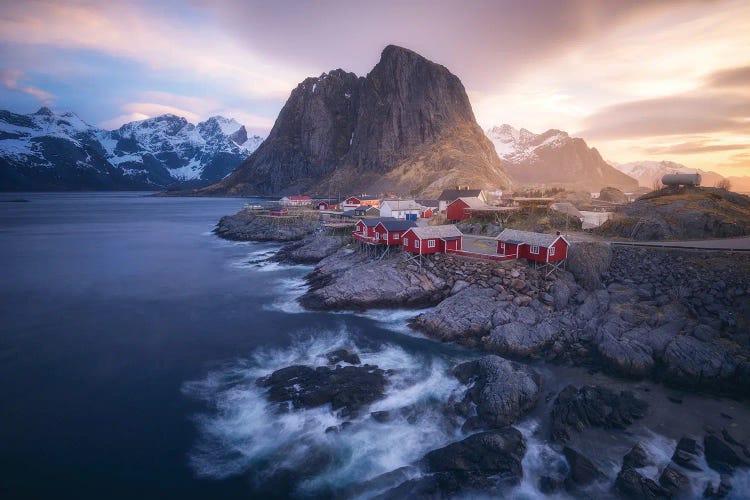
[214,209,317,242]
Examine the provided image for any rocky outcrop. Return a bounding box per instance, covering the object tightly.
[214,209,317,241]
[566,242,612,290]
[550,385,648,443]
[300,249,449,310]
[596,187,750,240]
[453,356,542,430]
[598,186,628,204]
[273,233,347,264]
[255,363,387,418]
[381,428,526,498]
[201,45,512,197]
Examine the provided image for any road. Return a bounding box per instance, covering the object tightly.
[466,232,750,252]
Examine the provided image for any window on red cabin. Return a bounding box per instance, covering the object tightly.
[415,240,420,248]
[531,245,540,254]
[428,240,436,248]
[394,233,400,239]
[499,242,505,253]
[403,238,409,246]
[550,246,556,256]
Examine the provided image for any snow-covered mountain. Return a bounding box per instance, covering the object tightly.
[612,160,724,188]
[0,107,263,191]
[486,124,638,192]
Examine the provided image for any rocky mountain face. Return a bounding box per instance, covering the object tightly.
[201,45,511,197]
[486,124,638,192]
[612,160,750,192]
[0,107,262,191]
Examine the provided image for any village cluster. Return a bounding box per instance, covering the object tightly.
[269,188,571,271]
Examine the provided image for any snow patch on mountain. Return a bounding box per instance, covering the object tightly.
[0,107,265,189]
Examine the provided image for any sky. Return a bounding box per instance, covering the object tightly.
[0,0,748,177]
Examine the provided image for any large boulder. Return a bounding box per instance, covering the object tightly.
[485,319,561,358]
[256,363,387,417]
[382,428,526,497]
[662,335,737,387]
[551,385,648,443]
[410,286,501,341]
[615,467,670,499]
[704,431,750,474]
[566,242,612,290]
[453,356,542,429]
[563,446,604,486]
[671,436,703,471]
[596,333,655,378]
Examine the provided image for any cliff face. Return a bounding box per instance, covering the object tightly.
[203,45,511,197]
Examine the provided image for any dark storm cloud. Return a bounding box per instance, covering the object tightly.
[201,0,703,90]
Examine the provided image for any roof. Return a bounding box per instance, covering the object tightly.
[376,219,417,232]
[550,202,582,218]
[415,199,439,209]
[438,189,483,201]
[354,206,379,213]
[341,209,358,217]
[381,199,425,211]
[406,225,463,240]
[451,196,489,209]
[359,217,396,227]
[496,228,568,248]
[346,195,380,201]
[287,195,311,200]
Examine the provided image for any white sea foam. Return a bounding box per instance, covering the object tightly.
[183,329,465,495]
[263,276,308,314]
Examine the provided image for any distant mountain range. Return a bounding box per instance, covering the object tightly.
[485,124,638,192]
[197,45,512,197]
[0,107,263,191]
[610,160,750,192]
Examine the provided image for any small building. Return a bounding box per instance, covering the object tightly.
[437,189,486,212]
[420,207,434,219]
[446,197,490,221]
[495,228,569,263]
[380,199,425,220]
[280,195,312,207]
[353,217,393,244]
[341,196,381,210]
[373,219,417,246]
[402,225,463,255]
[354,205,380,217]
[317,201,338,210]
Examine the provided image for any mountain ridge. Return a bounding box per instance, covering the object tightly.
[0,107,263,191]
[485,124,638,192]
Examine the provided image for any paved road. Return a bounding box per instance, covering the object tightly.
[608,236,750,251]
[466,232,750,252]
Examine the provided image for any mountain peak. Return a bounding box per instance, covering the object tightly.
[33,107,54,116]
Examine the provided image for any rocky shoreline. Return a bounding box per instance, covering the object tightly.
[214,210,750,497]
[215,211,750,398]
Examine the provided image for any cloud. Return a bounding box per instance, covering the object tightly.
[0,1,306,99]
[99,90,276,133]
[578,85,750,140]
[0,68,54,102]
[706,65,750,88]
[643,140,750,155]
[717,152,750,169]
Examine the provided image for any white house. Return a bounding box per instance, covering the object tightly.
[279,195,312,207]
[379,200,426,220]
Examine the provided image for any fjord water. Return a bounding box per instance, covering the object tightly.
[0,193,472,498]
[2,193,748,499]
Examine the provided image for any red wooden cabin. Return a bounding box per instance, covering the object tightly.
[353,218,392,244]
[496,229,569,262]
[373,219,417,245]
[446,197,489,221]
[318,201,338,210]
[401,225,463,255]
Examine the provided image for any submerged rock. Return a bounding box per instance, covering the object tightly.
[453,355,542,429]
[325,348,361,365]
[658,464,690,497]
[623,442,653,469]
[550,385,648,443]
[256,364,387,417]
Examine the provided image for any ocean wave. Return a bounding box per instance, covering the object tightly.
[182,329,464,496]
